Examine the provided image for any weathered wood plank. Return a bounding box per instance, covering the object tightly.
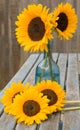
[57,53,68,130]
[58,53,68,88]
[0,113,16,130]
[65,54,79,100]
[63,54,80,130]
[39,113,59,130]
[52,53,59,62]
[0,54,39,98]
[78,53,80,62]
[77,54,80,75]
[16,123,36,130]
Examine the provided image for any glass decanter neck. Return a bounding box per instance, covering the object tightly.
[44,40,53,59]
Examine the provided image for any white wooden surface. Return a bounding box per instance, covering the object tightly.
[0,53,80,130]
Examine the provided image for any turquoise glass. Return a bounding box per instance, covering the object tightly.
[35,40,60,84]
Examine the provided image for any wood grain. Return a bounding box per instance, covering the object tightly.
[63,54,80,130]
[0,113,16,130]
[16,123,36,130]
[57,53,68,88]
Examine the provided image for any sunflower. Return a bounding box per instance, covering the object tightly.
[1,81,29,112]
[35,80,66,113]
[53,3,78,40]
[10,87,50,125]
[15,4,53,52]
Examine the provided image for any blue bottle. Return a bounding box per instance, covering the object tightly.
[35,40,60,84]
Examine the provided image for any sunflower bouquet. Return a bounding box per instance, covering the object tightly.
[15,3,77,51]
[0,2,79,127]
[15,3,78,84]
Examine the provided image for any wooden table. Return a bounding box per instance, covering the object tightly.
[0,53,80,130]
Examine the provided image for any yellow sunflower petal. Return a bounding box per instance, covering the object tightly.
[35,80,66,113]
[15,4,53,52]
[52,2,78,40]
[9,87,50,125]
[1,81,30,113]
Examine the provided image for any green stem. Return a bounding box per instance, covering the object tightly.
[36,77,41,84]
[63,106,80,111]
[36,124,40,130]
[36,52,47,84]
[40,52,47,81]
[36,40,56,83]
[66,100,80,104]
[47,42,56,81]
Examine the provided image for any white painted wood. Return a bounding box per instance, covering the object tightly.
[63,54,80,130]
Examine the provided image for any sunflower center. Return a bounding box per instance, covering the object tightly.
[56,12,68,31]
[12,92,20,102]
[28,17,45,41]
[41,89,58,106]
[23,100,40,116]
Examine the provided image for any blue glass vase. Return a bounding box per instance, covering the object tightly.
[35,40,60,84]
